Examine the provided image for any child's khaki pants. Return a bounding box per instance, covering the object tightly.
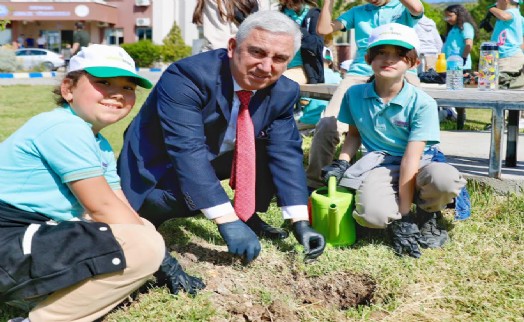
[29,219,165,322]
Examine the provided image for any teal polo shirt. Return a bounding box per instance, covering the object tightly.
[337,0,421,76]
[338,80,440,156]
[442,22,475,70]
[0,106,120,222]
[491,8,523,58]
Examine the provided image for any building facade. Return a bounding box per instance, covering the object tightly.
[0,0,202,52]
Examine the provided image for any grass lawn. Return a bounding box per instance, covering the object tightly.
[0,85,523,321]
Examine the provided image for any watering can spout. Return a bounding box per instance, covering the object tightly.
[328,204,340,239]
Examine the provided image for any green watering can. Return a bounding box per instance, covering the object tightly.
[309,176,357,246]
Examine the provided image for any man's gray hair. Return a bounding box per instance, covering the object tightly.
[236,10,301,54]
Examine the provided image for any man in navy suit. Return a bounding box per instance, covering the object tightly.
[118,10,325,295]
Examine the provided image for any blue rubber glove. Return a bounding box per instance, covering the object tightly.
[292,220,326,262]
[218,220,261,263]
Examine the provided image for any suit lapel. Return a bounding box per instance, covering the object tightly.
[216,58,234,122]
[250,86,272,135]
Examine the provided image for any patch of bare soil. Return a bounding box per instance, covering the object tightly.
[172,238,376,321]
[292,271,375,311]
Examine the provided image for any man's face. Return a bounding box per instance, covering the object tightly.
[228,28,295,91]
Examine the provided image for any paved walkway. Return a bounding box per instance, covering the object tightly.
[440,130,524,194]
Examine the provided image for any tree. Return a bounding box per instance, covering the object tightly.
[161,22,191,63]
[0,19,8,31]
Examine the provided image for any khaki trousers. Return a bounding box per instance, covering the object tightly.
[306,72,421,188]
[353,162,466,229]
[424,54,438,71]
[499,51,524,73]
[283,66,308,85]
[29,219,165,322]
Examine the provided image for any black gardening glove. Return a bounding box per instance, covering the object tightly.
[389,215,423,258]
[156,250,206,295]
[479,11,494,32]
[292,220,326,262]
[321,160,350,185]
[218,220,261,264]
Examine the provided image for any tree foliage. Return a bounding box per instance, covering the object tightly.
[0,19,8,31]
[161,22,191,63]
[121,40,162,68]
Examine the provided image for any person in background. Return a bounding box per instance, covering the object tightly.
[280,0,324,85]
[322,47,342,84]
[192,0,265,52]
[118,11,325,269]
[36,32,46,49]
[442,4,477,73]
[305,0,424,190]
[71,22,90,55]
[322,23,466,258]
[415,15,443,71]
[489,0,524,126]
[489,0,524,73]
[297,49,342,128]
[61,43,72,69]
[17,34,25,48]
[25,36,34,48]
[0,45,168,322]
[339,59,352,78]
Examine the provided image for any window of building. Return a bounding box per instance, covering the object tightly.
[104,28,123,45]
[136,28,152,41]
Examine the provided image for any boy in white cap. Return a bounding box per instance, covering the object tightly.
[0,44,202,322]
[306,0,424,190]
[322,24,466,258]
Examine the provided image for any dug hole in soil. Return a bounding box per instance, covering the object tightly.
[173,237,376,321]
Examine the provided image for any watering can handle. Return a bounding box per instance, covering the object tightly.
[328,176,337,197]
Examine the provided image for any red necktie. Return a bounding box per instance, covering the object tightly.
[230,90,255,221]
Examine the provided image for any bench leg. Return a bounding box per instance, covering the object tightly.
[456,108,466,130]
[505,110,519,167]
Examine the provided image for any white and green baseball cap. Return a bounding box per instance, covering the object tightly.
[367,23,420,56]
[68,44,153,89]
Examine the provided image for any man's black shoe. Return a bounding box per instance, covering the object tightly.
[417,210,448,249]
[245,213,289,240]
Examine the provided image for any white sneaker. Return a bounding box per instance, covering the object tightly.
[8,318,29,322]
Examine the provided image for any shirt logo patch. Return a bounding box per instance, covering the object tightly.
[393,120,409,128]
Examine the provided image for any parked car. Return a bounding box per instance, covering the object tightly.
[15,48,65,71]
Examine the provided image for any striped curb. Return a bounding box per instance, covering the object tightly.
[0,72,57,79]
[136,67,166,72]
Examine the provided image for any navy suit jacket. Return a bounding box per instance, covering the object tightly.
[118,49,309,212]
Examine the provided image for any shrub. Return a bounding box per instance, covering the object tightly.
[121,40,162,68]
[161,22,191,63]
[0,48,17,72]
